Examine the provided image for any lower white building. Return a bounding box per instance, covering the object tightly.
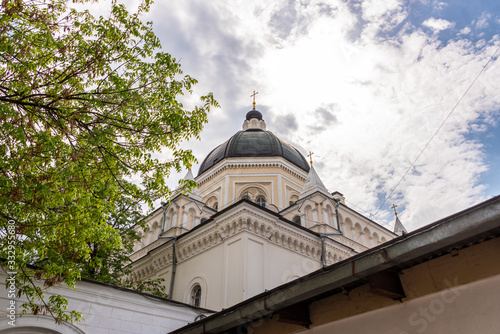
[0,275,214,333]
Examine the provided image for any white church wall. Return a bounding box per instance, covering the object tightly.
[167,242,226,310]
[128,198,391,312]
[235,232,324,307]
[225,237,245,307]
[337,205,395,245]
[245,237,265,299]
[265,239,323,289]
[166,227,326,311]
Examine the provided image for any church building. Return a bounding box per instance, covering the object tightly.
[129,103,399,310]
[4,101,498,334]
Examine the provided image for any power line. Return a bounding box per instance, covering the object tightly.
[348,45,500,245]
[374,45,500,218]
[344,199,392,228]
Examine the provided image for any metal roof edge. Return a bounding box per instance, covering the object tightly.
[170,195,500,334]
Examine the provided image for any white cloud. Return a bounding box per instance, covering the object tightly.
[422,17,454,32]
[255,7,499,229]
[432,1,447,11]
[475,12,492,30]
[360,0,408,38]
[459,26,472,35]
[137,0,500,230]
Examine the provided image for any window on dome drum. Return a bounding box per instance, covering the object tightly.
[292,216,301,225]
[256,196,266,207]
[206,196,219,211]
[190,284,201,307]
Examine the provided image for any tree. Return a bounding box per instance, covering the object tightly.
[0,0,218,323]
[81,195,169,298]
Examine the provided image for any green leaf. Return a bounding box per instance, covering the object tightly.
[0,0,218,324]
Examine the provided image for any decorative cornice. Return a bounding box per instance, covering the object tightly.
[338,204,397,238]
[129,238,168,262]
[129,207,356,281]
[196,159,307,186]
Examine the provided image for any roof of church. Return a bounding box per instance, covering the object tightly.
[245,108,263,120]
[198,109,310,176]
[170,195,500,334]
[179,169,202,201]
[394,216,407,235]
[299,165,331,199]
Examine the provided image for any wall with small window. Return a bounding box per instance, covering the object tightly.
[206,196,219,211]
[238,186,268,208]
[190,284,202,307]
[289,194,299,206]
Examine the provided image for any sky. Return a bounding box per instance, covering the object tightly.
[123,0,499,231]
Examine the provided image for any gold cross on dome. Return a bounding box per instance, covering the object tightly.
[307,151,314,167]
[186,156,194,170]
[391,204,398,218]
[250,91,259,109]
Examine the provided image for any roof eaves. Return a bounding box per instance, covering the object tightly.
[170,195,500,334]
[79,278,216,313]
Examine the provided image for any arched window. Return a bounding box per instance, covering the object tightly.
[238,187,267,205]
[187,208,197,229]
[206,196,219,211]
[149,221,159,244]
[185,277,207,307]
[289,195,299,206]
[166,208,175,229]
[304,205,313,228]
[292,216,301,225]
[134,231,143,252]
[190,284,202,307]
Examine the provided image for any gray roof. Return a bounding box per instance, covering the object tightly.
[245,108,263,120]
[197,129,310,176]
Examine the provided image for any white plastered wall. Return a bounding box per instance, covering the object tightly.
[0,272,212,334]
[168,230,323,311]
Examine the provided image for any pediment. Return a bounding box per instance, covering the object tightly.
[182,200,204,214]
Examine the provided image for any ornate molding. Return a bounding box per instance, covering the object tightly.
[129,238,168,262]
[129,207,358,281]
[196,160,307,186]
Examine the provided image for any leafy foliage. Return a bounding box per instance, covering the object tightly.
[0,0,217,323]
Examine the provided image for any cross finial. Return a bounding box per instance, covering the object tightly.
[186,156,195,170]
[391,204,398,218]
[250,91,259,109]
[307,151,314,167]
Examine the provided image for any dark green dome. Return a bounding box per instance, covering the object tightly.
[198,129,310,176]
